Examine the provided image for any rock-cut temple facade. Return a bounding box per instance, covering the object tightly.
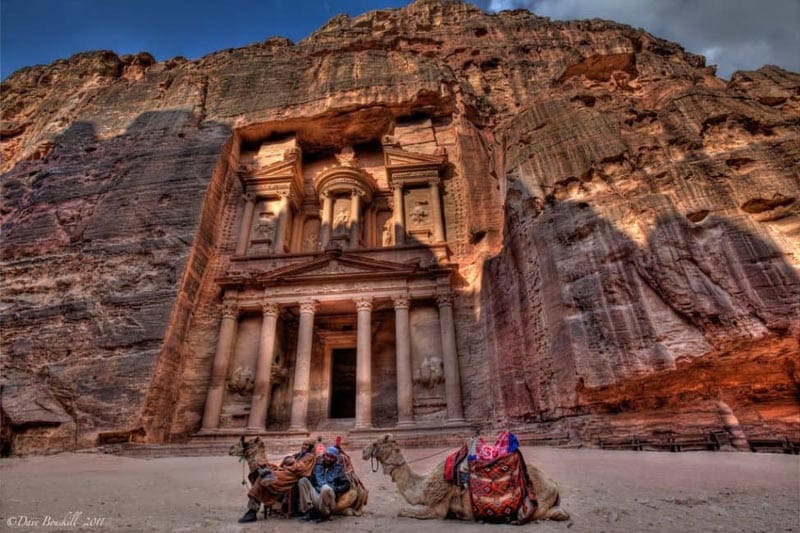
[197,137,470,439]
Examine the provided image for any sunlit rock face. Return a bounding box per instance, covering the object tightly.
[1,0,798,454]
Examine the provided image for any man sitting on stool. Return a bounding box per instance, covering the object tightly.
[298,446,351,521]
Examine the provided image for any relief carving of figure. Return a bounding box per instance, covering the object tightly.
[381,219,393,247]
[333,207,349,236]
[256,212,276,243]
[413,356,444,388]
[409,201,429,225]
[227,366,255,395]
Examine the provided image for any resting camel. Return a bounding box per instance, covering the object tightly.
[229,436,367,516]
[362,434,569,522]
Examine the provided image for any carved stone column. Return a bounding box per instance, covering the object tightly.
[273,193,291,253]
[247,302,279,430]
[392,185,405,246]
[289,300,317,431]
[201,298,239,430]
[436,292,465,424]
[393,296,414,427]
[319,193,333,248]
[235,194,256,255]
[354,298,373,429]
[349,190,361,248]
[430,178,445,243]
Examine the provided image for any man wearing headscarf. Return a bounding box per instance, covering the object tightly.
[297,446,351,521]
[238,436,318,523]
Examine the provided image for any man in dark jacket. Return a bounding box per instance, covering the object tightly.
[297,446,351,521]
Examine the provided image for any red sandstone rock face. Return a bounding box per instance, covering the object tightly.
[2,0,798,454]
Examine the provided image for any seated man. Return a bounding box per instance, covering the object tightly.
[239,437,317,523]
[297,446,351,521]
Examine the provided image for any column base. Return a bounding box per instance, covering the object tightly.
[395,420,416,429]
[352,424,374,431]
[286,426,310,435]
[445,418,467,427]
[244,426,266,433]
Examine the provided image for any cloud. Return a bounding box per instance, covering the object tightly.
[488,0,800,79]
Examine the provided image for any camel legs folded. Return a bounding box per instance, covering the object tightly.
[398,502,449,520]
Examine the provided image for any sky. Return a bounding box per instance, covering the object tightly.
[1,0,798,81]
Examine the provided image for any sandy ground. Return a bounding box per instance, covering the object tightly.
[1,446,798,532]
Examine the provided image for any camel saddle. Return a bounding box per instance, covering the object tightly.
[444,443,537,524]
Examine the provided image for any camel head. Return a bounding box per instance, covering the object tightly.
[228,435,263,461]
[362,434,404,474]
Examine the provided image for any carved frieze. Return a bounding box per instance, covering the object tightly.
[436,292,454,307]
[393,295,411,310]
[221,301,239,319]
[299,300,318,314]
[355,298,373,312]
[261,302,279,316]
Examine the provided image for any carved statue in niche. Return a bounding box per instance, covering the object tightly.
[333,206,350,237]
[409,201,429,225]
[227,366,255,395]
[414,356,444,388]
[382,218,393,247]
[303,233,319,252]
[256,212,276,247]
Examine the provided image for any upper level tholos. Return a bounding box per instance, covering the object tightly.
[232,132,452,265]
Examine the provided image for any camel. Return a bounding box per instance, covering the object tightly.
[229,436,367,516]
[362,434,569,522]
[228,435,271,483]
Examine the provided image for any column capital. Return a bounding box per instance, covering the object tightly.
[354,297,373,312]
[392,295,410,310]
[243,192,257,203]
[261,302,279,317]
[435,292,453,308]
[299,300,318,314]
[428,177,442,187]
[222,301,239,319]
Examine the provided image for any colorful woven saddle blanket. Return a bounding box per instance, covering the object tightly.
[468,450,537,524]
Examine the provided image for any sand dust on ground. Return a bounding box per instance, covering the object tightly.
[1,446,798,532]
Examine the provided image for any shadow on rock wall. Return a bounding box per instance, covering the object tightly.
[482,190,800,437]
[1,111,232,455]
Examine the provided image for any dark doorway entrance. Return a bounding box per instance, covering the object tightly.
[330,348,356,418]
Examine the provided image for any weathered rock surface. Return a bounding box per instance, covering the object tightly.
[2,0,798,454]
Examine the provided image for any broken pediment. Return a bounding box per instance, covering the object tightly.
[383,146,447,172]
[238,147,304,202]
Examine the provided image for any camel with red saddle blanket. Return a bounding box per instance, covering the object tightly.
[362,434,569,524]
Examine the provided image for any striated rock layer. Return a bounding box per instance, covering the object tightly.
[1,0,798,454]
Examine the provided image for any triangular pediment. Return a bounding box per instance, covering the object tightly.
[383,147,446,170]
[259,251,419,283]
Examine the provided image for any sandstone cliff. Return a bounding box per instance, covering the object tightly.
[2,0,798,454]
